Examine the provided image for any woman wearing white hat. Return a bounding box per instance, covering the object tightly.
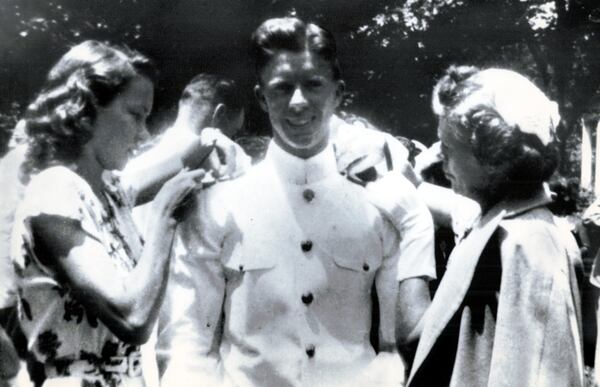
[407,66,584,387]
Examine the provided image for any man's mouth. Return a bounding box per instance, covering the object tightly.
[286,116,315,128]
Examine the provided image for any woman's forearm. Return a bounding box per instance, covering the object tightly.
[116,213,177,343]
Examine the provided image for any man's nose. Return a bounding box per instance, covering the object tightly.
[289,87,308,111]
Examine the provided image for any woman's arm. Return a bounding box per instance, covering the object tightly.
[158,189,227,385]
[395,278,430,347]
[122,128,249,205]
[28,168,206,345]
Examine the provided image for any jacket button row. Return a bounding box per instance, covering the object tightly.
[305,344,315,358]
[301,292,314,305]
[301,240,313,252]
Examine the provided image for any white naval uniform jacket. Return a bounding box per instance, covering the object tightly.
[158,141,435,387]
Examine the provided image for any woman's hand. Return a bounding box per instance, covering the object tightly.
[151,168,206,225]
[191,127,250,179]
[123,127,250,205]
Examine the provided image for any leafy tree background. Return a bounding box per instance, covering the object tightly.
[1,0,600,177]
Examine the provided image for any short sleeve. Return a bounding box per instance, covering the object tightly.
[13,166,104,251]
[21,167,85,218]
[365,170,436,282]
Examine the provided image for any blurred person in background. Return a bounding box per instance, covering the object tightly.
[581,195,600,384]
[0,120,30,387]
[127,73,249,231]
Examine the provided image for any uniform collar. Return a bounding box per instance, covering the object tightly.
[266,140,338,185]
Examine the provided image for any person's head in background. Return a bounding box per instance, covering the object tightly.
[23,40,156,175]
[433,65,560,213]
[174,73,245,139]
[251,17,344,159]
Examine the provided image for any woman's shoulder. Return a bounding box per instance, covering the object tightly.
[20,166,96,219]
[29,165,89,192]
[499,206,557,236]
[498,207,574,266]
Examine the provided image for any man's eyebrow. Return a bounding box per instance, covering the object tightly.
[267,77,287,86]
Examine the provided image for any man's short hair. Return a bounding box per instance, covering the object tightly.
[179,73,244,113]
[250,17,341,82]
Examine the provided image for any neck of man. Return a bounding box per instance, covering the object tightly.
[173,103,213,135]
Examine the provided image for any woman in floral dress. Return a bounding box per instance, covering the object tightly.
[9,40,208,387]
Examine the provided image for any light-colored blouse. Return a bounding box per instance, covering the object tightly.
[11,166,144,386]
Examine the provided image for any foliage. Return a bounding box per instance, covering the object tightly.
[1,0,599,175]
[349,0,600,174]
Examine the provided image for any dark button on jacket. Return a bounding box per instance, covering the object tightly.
[301,292,314,305]
[305,344,316,358]
[303,189,315,202]
[301,240,313,252]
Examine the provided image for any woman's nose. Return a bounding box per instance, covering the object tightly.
[135,125,151,144]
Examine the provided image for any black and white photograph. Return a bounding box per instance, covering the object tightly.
[0,1,599,386]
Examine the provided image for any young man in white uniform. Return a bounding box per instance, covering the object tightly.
[159,17,435,387]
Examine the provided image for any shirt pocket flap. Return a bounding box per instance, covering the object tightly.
[332,253,379,274]
[223,244,277,272]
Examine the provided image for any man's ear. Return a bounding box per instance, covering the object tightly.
[254,84,268,112]
[210,103,227,128]
[334,80,346,108]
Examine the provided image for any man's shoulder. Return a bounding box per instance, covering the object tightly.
[365,171,423,209]
[202,161,271,200]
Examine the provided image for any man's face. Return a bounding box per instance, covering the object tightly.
[256,50,343,159]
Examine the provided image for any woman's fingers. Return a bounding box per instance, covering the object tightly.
[336,137,385,173]
[200,128,238,178]
[185,168,207,183]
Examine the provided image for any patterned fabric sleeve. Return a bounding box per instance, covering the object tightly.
[11,166,104,271]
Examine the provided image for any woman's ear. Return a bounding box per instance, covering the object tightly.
[254,84,268,112]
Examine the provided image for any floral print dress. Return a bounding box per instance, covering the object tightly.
[11,166,145,387]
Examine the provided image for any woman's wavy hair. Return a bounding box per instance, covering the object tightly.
[23,40,156,174]
[433,65,559,200]
[250,17,341,83]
